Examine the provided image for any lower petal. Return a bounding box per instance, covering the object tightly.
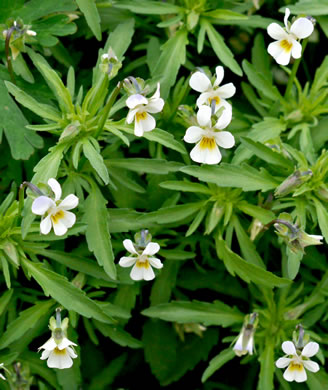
[283,365,296,382]
[190,142,222,165]
[59,194,79,210]
[52,220,68,236]
[40,215,52,235]
[143,265,155,281]
[130,264,144,281]
[47,350,73,369]
[139,113,156,133]
[294,366,307,383]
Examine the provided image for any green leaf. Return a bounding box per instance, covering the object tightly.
[82,137,109,185]
[114,0,183,14]
[76,0,101,40]
[22,259,115,324]
[216,239,291,288]
[5,81,62,122]
[240,137,293,171]
[159,180,211,194]
[0,300,54,348]
[0,289,13,316]
[180,163,280,192]
[242,59,283,101]
[237,201,275,224]
[257,342,274,390]
[142,300,243,327]
[281,1,328,15]
[152,29,188,98]
[150,260,180,306]
[0,80,43,160]
[84,183,116,280]
[311,55,328,95]
[203,9,247,20]
[313,198,328,243]
[28,49,74,113]
[89,354,127,390]
[107,158,183,174]
[201,18,242,76]
[94,321,142,348]
[201,348,235,382]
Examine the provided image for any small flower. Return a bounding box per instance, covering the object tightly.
[0,363,6,380]
[31,178,79,236]
[39,336,78,369]
[119,238,163,281]
[267,8,314,65]
[233,313,258,357]
[126,83,164,137]
[189,66,235,123]
[26,29,36,36]
[39,309,78,370]
[276,340,320,382]
[183,105,234,165]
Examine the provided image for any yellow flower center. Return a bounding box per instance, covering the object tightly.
[136,259,150,269]
[54,347,67,355]
[136,111,147,122]
[208,96,220,105]
[51,210,65,224]
[280,40,292,52]
[289,362,303,372]
[199,137,216,150]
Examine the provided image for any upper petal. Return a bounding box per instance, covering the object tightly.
[189,71,212,92]
[214,131,235,149]
[290,18,314,39]
[146,98,164,113]
[58,194,79,210]
[215,103,232,129]
[123,239,138,255]
[150,83,161,100]
[276,357,292,368]
[38,337,57,351]
[282,341,297,355]
[214,66,224,87]
[302,342,319,358]
[184,126,204,144]
[32,196,55,215]
[142,242,160,256]
[267,23,288,40]
[57,337,77,350]
[284,8,291,31]
[126,94,148,109]
[197,105,212,127]
[48,178,62,201]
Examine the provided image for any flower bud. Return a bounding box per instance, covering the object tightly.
[99,47,122,79]
[233,313,258,357]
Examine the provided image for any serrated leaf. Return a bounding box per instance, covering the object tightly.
[22,259,114,324]
[181,163,280,192]
[216,239,291,288]
[83,183,116,279]
[0,300,54,348]
[76,0,101,40]
[142,300,243,326]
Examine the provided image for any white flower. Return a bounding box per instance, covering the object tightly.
[183,105,234,165]
[39,337,78,369]
[31,178,79,236]
[0,363,6,380]
[26,29,37,36]
[119,239,163,281]
[126,83,164,137]
[233,330,254,357]
[189,66,235,124]
[267,8,314,65]
[276,341,320,382]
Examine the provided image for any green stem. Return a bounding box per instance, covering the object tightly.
[5,26,16,84]
[284,39,308,98]
[94,82,122,139]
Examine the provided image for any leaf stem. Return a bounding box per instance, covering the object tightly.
[5,26,16,84]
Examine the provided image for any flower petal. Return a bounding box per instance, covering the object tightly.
[233,334,244,352]
[302,342,319,358]
[148,257,163,269]
[40,215,52,235]
[294,365,307,383]
[282,341,297,355]
[303,360,319,373]
[130,264,143,281]
[214,131,235,149]
[268,41,292,66]
[119,256,137,267]
[126,108,138,124]
[284,8,291,31]
[290,18,314,39]
[67,346,78,358]
[214,66,224,87]
[196,91,215,107]
[123,239,138,255]
[189,71,211,92]
[215,103,232,129]
[216,83,236,99]
[57,337,77,350]
[47,349,73,369]
[58,194,79,210]
[142,242,160,256]
[59,210,76,229]
[48,178,62,201]
[126,94,148,109]
[267,23,288,40]
[283,365,296,382]
[146,97,164,113]
[246,337,254,355]
[39,337,57,351]
[184,126,204,144]
[40,349,51,360]
[32,196,55,215]
[52,219,68,236]
[276,357,292,368]
[291,39,302,59]
[197,105,212,127]
[142,265,155,281]
[190,141,222,165]
[134,113,156,136]
[150,83,161,100]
